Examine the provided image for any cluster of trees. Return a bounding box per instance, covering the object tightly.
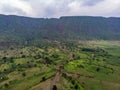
[62,73,82,90]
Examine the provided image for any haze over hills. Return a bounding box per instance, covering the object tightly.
[0,14,120,42]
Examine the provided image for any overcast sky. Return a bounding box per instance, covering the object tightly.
[0,0,120,18]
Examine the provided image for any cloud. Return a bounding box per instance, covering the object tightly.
[82,0,104,6]
[0,0,120,18]
[0,0,34,16]
[1,5,26,15]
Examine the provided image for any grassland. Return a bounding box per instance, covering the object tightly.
[0,40,120,90]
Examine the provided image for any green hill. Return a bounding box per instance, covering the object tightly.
[0,15,120,43]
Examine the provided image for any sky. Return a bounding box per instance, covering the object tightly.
[0,0,120,18]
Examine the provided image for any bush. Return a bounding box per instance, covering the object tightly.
[2,57,7,63]
[74,84,78,89]
[51,54,59,58]
[42,77,46,81]
[53,85,57,90]
[21,55,26,58]
[96,67,100,72]
[4,83,9,87]
[71,80,75,85]
[0,74,8,82]
[22,72,26,77]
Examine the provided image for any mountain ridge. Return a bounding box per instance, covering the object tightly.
[0,14,120,43]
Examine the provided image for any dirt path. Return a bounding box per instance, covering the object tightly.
[30,53,73,90]
[51,71,60,86]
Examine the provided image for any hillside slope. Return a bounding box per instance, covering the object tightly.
[0,15,120,42]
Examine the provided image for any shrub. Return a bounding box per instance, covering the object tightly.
[53,85,57,90]
[74,84,78,89]
[21,55,26,58]
[4,83,9,88]
[96,67,100,72]
[42,77,46,81]
[22,72,26,77]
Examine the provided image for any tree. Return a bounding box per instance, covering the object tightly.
[2,57,7,63]
[96,67,100,72]
[53,85,57,90]
[42,77,46,81]
[4,83,9,87]
[22,72,26,77]
[74,84,78,89]
[21,55,26,58]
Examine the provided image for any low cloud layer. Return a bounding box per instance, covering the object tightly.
[0,0,120,18]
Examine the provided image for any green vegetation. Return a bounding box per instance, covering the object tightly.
[1,15,120,43]
[0,40,120,90]
[0,15,120,90]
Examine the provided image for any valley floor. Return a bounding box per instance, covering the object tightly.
[0,40,120,90]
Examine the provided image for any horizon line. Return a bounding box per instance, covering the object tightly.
[0,14,120,19]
